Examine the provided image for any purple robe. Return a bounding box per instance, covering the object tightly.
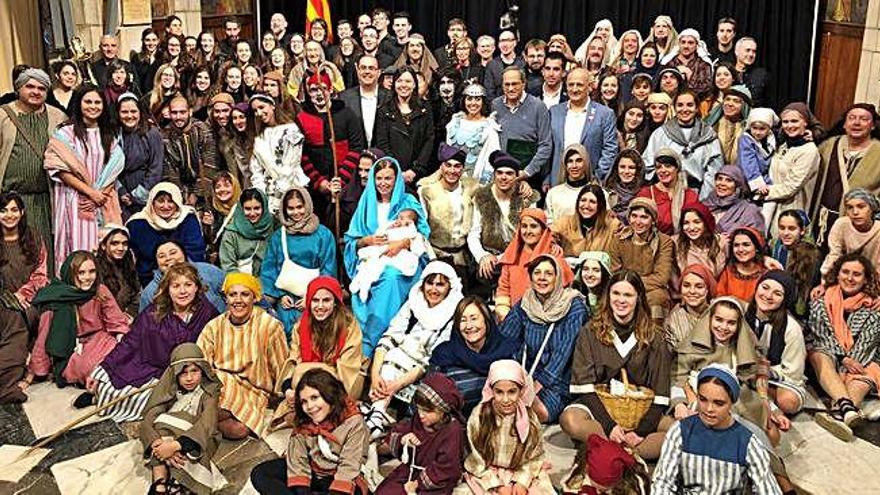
[100,295,219,389]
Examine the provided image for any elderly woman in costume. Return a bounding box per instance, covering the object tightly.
[560,270,673,461]
[0,191,49,403]
[652,364,782,495]
[376,372,466,495]
[362,261,463,438]
[494,208,572,321]
[808,253,880,442]
[702,164,766,235]
[45,83,125,272]
[430,296,519,413]
[458,359,555,494]
[90,263,219,421]
[139,343,221,495]
[260,185,337,337]
[127,182,206,286]
[197,272,287,439]
[344,157,430,357]
[29,251,129,387]
[499,255,587,423]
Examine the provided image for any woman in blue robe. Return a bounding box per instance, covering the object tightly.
[260,185,337,337]
[344,157,430,357]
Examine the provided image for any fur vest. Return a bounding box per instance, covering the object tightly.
[473,185,539,255]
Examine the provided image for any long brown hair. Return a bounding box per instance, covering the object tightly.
[472,386,541,469]
[309,293,354,364]
[151,263,205,320]
[293,369,351,427]
[590,269,657,348]
[777,210,820,304]
[676,207,721,266]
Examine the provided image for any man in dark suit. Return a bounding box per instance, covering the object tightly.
[339,54,388,148]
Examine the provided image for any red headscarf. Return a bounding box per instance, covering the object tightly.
[681,201,716,234]
[586,434,637,487]
[680,263,718,298]
[297,276,348,363]
[499,208,574,285]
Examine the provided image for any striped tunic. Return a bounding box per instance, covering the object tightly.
[197,307,287,436]
[806,298,880,366]
[652,416,781,495]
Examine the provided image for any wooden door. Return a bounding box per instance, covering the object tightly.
[814,21,864,125]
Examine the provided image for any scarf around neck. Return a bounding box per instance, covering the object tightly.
[279,185,320,235]
[519,255,582,325]
[823,285,873,352]
[407,261,464,332]
[226,189,276,240]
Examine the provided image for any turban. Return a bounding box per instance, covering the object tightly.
[222,272,262,300]
[14,68,51,91]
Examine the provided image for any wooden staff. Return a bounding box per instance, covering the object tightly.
[318,62,341,242]
[9,381,159,464]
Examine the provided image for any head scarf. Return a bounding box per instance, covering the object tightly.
[14,68,51,90]
[576,19,617,66]
[481,360,536,443]
[143,343,220,412]
[413,372,465,436]
[680,264,717,299]
[654,67,685,93]
[209,92,234,107]
[499,208,574,285]
[407,260,464,332]
[609,29,644,67]
[646,15,679,58]
[844,188,880,219]
[698,363,741,402]
[680,200,716,234]
[279,185,320,234]
[127,182,197,231]
[211,172,242,216]
[226,188,275,240]
[586,434,638,487]
[557,143,593,185]
[703,165,765,233]
[627,196,658,221]
[748,108,779,129]
[430,300,519,375]
[578,251,613,275]
[519,255,583,325]
[706,85,753,127]
[98,223,129,247]
[659,27,711,65]
[689,297,757,378]
[730,226,766,255]
[298,276,348,363]
[222,271,262,300]
[645,92,673,120]
[32,251,100,375]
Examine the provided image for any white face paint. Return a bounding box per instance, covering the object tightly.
[438,78,456,99]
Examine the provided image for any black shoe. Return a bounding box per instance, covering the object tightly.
[72,392,94,409]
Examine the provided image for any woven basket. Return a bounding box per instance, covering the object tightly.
[595,369,655,431]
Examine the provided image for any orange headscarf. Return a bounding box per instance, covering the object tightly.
[499,208,574,285]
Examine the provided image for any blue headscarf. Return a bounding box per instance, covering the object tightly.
[343,157,430,278]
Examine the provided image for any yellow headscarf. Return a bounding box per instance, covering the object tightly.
[222,272,262,300]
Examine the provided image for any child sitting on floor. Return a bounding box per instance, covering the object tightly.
[350,208,431,301]
[376,373,465,494]
[139,343,222,495]
[563,434,650,494]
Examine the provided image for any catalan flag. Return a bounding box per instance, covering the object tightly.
[306,0,333,43]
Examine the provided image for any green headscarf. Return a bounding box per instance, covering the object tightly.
[31,251,99,377]
[225,188,276,240]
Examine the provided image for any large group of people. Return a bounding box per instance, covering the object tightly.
[1,7,879,495]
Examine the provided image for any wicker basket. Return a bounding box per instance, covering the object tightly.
[595,369,655,431]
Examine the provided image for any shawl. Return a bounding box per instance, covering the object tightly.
[143,342,220,412]
[297,276,348,363]
[576,19,618,66]
[823,285,873,352]
[429,306,519,376]
[31,251,98,361]
[703,165,765,234]
[344,157,430,277]
[498,208,573,285]
[44,125,124,225]
[412,372,465,440]
[519,255,583,325]
[480,360,536,443]
[127,182,198,231]
[279,184,320,235]
[682,296,758,373]
[662,118,718,157]
[226,188,275,240]
[608,29,644,69]
[407,260,464,332]
[294,396,361,445]
[211,172,242,216]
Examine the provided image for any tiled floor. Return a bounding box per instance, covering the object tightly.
[1,383,880,494]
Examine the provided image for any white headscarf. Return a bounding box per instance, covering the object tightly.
[609,29,644,67]
[407,260,464,332]
[645,15,679,58]
[660,28,712,65]
[575,19,618,66]
[126,182,197,231]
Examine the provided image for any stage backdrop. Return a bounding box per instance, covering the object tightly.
[261,0,820,110]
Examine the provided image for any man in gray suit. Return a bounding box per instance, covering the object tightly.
[339,54,388,148]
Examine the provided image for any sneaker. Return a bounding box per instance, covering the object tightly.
[815,411,854,442]
[72,392,94,409]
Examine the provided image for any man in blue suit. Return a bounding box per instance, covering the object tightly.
[547,68,619,186]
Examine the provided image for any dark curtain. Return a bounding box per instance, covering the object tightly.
[261,0,819,110]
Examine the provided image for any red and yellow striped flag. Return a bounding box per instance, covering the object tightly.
[306,0,333,43]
